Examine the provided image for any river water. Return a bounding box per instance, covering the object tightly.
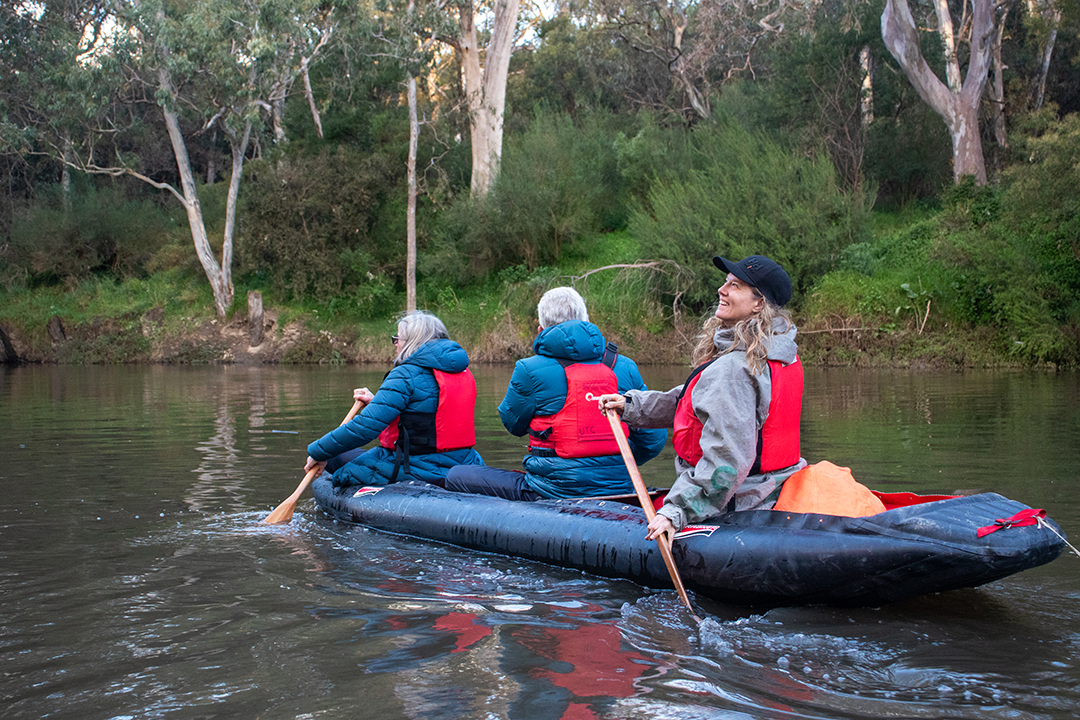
[2,363,1079,719]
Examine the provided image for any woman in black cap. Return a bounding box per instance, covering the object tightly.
[598,254,807,542]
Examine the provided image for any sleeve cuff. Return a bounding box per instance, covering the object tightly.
[657,504,687,532]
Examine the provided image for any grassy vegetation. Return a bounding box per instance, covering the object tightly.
[2,215,1073,369]
[4,112,1078,369]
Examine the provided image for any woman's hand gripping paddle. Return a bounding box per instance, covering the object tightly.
[263,398,365,525]
[604,409,701,621]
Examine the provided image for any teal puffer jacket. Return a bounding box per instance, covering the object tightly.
[308,338,485,487]
[498,320,667,498]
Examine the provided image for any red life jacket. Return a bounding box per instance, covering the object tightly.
[671,360,715,465]
[672,356,802,473]
[379,368,477,454]
[528,347,628,459]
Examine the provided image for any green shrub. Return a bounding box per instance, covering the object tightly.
[630,120,873,311]
[932,221,1066,363]
[614,115,698,205]
[238,147,401,308]
[426,112,625,282]
[940,176,1002,229]
[803,269,896,325]
[836,242,883,276]
[1002,111,1080,324]
[809,166,1073,364]
[3,184,173,289]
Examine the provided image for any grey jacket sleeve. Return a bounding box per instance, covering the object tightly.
[622,386,683,429]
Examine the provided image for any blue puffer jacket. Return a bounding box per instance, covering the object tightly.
[308,338,485,487]
[498,320,667,498]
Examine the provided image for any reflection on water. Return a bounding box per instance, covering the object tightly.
[1,364,1079,719]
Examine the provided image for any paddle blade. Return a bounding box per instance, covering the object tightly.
[263,498,299,525]
[262,400,361,526]
[263,467,320,524]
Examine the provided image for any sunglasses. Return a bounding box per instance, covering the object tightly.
[391,335,399,344]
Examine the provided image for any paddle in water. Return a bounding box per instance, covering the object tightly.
[604,408,700,621]
[263,397,365,524]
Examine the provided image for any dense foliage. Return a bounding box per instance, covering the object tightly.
[628,118,874,310]
[239,148,402,310]
[2,0,1080,365]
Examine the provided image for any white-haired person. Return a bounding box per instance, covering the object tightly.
[599,255,807,540]
[305,311,484,487]
[446,287,666,500]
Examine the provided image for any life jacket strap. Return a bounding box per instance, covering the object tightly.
[528,446,558,457]
[601,342,618,369]
[528,427,553,441]
[387,426,411,483]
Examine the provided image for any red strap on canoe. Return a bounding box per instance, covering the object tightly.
[977,508,1046,538]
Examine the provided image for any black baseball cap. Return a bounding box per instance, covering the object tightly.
[713,255,792,307]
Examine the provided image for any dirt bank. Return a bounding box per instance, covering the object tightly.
[0,308,361,365]
[0,306,1051,369]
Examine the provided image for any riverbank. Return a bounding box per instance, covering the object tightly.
[0,294,1061,370]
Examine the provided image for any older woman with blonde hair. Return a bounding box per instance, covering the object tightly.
[305,310,484,487]
[599,254,807,541]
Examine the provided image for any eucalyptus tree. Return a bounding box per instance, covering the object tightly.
[590,0,806,122]
[1,3,52,222]
[1025,0,1068,111]
[881,0,996,184]
[21,0,341,318]
[265,7,337,143]
[1,1,113,212]
[758,1,884,192]
[363,0,527,307]
[426,0,523,197]
[372,0,447,310]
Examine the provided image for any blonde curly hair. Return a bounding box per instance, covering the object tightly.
[690,290,793,374]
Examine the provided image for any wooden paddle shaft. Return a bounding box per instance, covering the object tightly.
[263,398,365,524]
[340,398,365,425]
[604,409,698,618]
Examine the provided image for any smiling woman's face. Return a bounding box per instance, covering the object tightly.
[715,273,764,324]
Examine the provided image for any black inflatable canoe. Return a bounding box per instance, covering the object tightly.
[311,475,1066,607]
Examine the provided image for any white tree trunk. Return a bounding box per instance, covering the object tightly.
[669,10,710,120]
[1034,26,1058,110]
[61,130,72,213]
[267,24,334,145]
[207,128,217,185]
[1025,0,1060,111]
[458,0,521,197]
[248,290,264,346]
[406,74,418,313]
[882,0,995,184]
[990,9,1008,148]
[271,90,288,144]
[932,0,962,92]
[220,120,251,309]
[675,67,711,120]
[302,60,324,139]
[159,66,235,318]
[860,45,874,129]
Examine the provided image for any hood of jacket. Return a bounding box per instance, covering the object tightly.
[400,338,470,373]
[532,319,607,362]
[713,317,799,365]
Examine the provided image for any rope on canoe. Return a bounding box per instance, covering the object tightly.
[1039,517,1080,558]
